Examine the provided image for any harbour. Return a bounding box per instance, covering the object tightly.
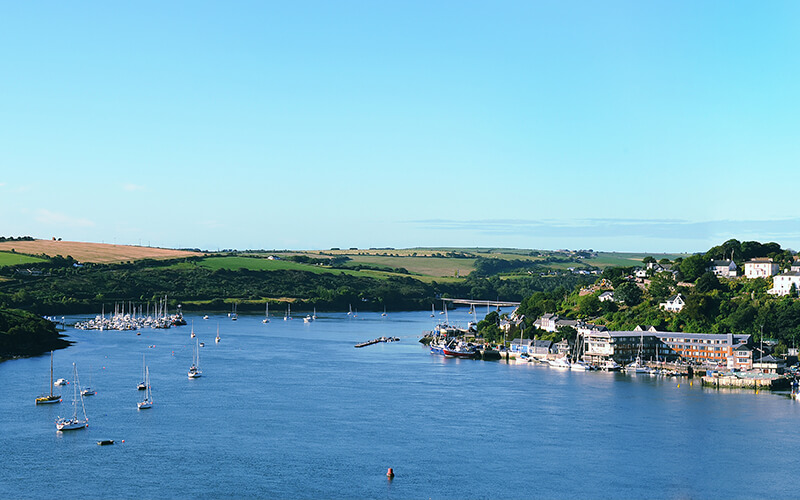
[2,310,800,499]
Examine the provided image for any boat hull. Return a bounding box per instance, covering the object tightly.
[35,396,61,405]
[56,418,87,431]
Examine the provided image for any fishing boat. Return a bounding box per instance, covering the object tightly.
[442,341,476,358]
[55,363,88,431]
[215,323,220,343]
[137,366,153,409]
[137,355,147,390]
[35,351,61,405]
[188,338,202,378]
[262,302,270,323]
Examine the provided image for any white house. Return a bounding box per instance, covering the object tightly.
[659,294,685,313]
[598,291,615,302]
[744,258,779,279]
[768,270,800,295]
[708,259,737,278]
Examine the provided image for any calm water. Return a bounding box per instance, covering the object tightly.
[1,310,799,499]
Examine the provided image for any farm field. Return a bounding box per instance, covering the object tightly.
[0,239,204,264]
[0,251,48,267]
[183,256,417,281]
[341,255,476,278]
[583,252,688,268]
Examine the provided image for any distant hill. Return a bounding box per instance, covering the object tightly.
[0,239,204,264]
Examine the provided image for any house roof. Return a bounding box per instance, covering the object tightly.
[755,355,784,364]
[710,260,734,267]
[746,258,774,264]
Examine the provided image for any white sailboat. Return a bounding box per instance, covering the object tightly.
[382,306,387,317]
[231,303,238,321]
[190,320,195,338]
[348,304,352,316]
[137,355,147,390]
[312,307,317,320]
[81,366,96,396]
[215,323,221,343]
[36,351,61,405]
[262,302,270,323]
[625,334,650,373]
[55,363,88,431]
[284,303,292,321]
[188,338,202,378]
[430,304,435,318]
[137,366,153,409]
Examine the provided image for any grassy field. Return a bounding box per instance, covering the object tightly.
[0,240,203,264]
[584,252,688,268]
[0,251,48,267]
[342,255,476,277]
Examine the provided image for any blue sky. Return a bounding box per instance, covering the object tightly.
[2,1,799,253]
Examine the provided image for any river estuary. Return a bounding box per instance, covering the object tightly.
[1,310,798,499]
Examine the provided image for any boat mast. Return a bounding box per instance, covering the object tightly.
[49,351,54,398]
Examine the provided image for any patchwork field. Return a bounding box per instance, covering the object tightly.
[0,240,203,264]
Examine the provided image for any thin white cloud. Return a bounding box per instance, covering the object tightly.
[0,182,6,187]
[123,183,146,192]
[35,209,95,228]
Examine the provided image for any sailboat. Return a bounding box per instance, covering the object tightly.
[348,304,352,316]
[284,303,292,321]
[381,306,387,317]
[231,303,238,321]
[215,323,221,343]
[312,307,317,320]
[137,355,147,390]
[81,366,96,396]
[190,320,196,338]
[36,351,61,404]
[137,366,153,409]
[625,335,650,373]
[430,304,435,318]
[262,302,270,323]
[188,338,202,378]
[55,363,88,431]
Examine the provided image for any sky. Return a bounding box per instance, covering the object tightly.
[2,1,799,253]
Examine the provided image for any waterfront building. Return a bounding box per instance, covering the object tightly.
[753,355,785,374]
[732,344,754,370]
[708,259,737,278]
[744,258,779,279]
[581,329,752,365]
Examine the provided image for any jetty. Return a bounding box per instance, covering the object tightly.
[701,372,791,390]
[355,336,400,348]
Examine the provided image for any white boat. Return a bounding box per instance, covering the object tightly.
[81,366,95,396]
[570,360,591,371]
[231,303,238,321]
[601,359,622,371]
[137,355,147,390]
[262,302,270,323]
[188,338,202,378]
[215,323,221,343]
[430,304,435,318]
[190,320,196,338]
[55,363,88,431]
[303,315,313,323]
[54,378,68,386]
[312,307,317,320]
[348,304,353,316]
[203,315,209,320]
[625,359,650,373]
[284,303,292,321]
[36,351,61,405]
[548,356,571,369]
[138,366,153,409]
[381,306,387,317]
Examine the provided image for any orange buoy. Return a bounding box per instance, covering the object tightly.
[387,468,394,479]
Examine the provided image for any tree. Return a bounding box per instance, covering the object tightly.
[578,294,601,318]
[642,256,657,265]
[695,272,721,293]
[679,254,708,282]
[615,282,643,306]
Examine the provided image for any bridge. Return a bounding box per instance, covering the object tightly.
[440,298,521,308]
